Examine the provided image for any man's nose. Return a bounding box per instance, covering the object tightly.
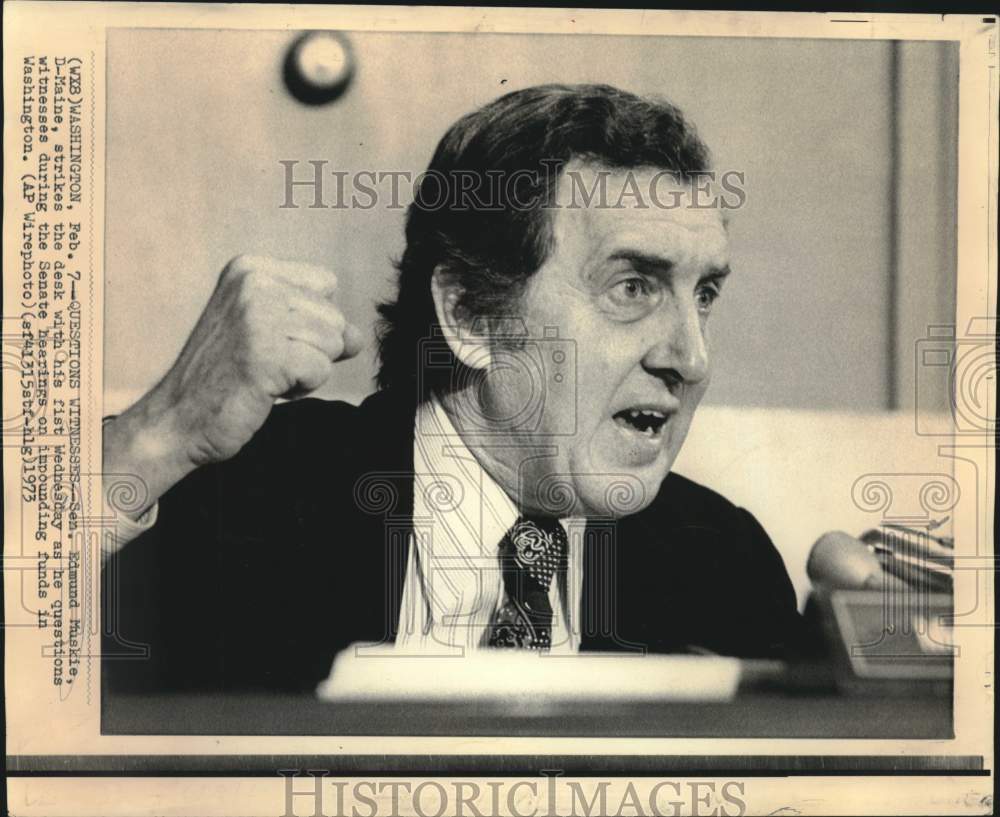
[640,301,709,387]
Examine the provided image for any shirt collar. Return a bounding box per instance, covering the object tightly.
[413,395,520,556]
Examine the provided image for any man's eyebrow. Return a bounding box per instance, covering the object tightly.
[607,250,731,281]
[607,250,674,272]
[701,264,732,282]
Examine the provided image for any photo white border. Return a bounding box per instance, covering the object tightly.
[3,4,995,814]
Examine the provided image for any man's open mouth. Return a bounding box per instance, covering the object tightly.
[613,408,669,438]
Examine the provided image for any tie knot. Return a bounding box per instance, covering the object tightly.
[504,516,567,590]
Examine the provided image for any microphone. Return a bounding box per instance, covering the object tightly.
[808,529,954,593]
[807,530,909,591]
[800,531,955,694]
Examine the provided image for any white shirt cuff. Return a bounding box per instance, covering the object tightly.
[115,502,159,546]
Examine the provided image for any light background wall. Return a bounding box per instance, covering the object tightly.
[104,30,957,413]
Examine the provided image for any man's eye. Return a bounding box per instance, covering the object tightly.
[619,278,647,298]
[696,284,721,314]
[608,276,659,307]
[600,275,665,320]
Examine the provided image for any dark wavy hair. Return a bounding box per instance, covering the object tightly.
[375,83,711,398]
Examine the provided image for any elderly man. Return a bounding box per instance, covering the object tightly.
[102,84,803,693]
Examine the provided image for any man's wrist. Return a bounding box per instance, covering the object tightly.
[102,393,197,518]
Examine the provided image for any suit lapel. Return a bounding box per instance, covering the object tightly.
[341,389,418,644]
[580,511,658,654]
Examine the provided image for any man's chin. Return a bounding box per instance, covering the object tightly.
[521,434,677,517]
[566,466,670,518]
[581,435,676,511]
[524,468,648,518]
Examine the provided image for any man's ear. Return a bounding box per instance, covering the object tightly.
[430,266,492,373]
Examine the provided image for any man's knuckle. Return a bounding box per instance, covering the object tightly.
[235,289,259,325]
[236,272,279,314]
[224,253,260,278]
[307,356,332,380]
[302,265,336,293]
[327,306,346,331]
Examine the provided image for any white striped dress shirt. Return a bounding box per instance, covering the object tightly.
[395,396,585,654]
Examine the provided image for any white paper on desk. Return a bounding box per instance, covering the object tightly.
[316,647,741,703]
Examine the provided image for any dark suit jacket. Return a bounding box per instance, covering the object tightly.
[102,389,805,693]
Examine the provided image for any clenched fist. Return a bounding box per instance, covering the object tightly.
[103,255,364,520]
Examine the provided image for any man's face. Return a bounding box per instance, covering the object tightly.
[477,163,731,518]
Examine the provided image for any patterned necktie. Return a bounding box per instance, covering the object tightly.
[487,517,567,650]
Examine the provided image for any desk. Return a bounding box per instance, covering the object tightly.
[102,690,951,739]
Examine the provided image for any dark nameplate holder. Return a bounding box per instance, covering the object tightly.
[810,589,954,696]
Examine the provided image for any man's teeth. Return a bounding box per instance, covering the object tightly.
[615,409,668,436]
[627,409,665,420]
